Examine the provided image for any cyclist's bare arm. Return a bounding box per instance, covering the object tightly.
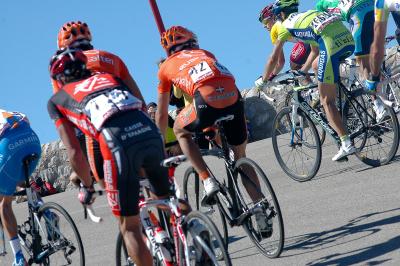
[262,40,285,81]
[273,49,285,75]
[156,92,170,138]
[57,122,92,187]
[301,45,319,73]
[370,21,388,76]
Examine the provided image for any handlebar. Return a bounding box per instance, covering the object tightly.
[161,155,187,167]
[83,190,104,223]
[269,70,315,86]
[385,35,396,44]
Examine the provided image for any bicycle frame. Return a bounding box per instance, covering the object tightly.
[290,81,376,148]
[139,197,187,266]
[203,122,270,228]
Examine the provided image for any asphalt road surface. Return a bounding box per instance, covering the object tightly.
[1,137,400,265]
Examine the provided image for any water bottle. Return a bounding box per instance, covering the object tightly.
[148,211,173,263]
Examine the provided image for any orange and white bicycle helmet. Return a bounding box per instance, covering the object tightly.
[161,26,198,54]
[57,21,92,49]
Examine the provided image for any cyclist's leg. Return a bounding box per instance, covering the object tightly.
[351,5,374,80]
[175,82,238,197]
[319,25,356,159]
[0,195,17,239]
[224,94,263,202]
[173,104,209,181]
[99,111,156,266]
[352,8,386,116]
[119,215,152,266]
[318,27,355,137]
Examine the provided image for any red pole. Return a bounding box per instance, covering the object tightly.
[148,0,165,35]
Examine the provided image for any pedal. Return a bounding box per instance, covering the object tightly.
[336,156,349,162]
[201,194,217,207]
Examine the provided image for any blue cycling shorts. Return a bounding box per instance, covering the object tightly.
[350,3,374,56]
[0,124,41,196]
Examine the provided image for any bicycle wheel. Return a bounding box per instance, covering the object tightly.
[284,91,326,146]
[344,95,399,166]
[183,166,229,254]
[232,157,284,258]
[272,107,322,181]
[181,211,231,266]
[37,202,84,266]
[116,232,134,266]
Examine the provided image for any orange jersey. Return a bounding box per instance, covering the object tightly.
[157,49,235,96]
[51,49,130,93]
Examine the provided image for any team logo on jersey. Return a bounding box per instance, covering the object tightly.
[107,190,120,211]
[73,75,116,95]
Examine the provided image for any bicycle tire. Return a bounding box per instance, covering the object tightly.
[116,232,133,266]
[272,107,322,181]
[37,202,85,266]
[232,157,284,258]
[181,211,232,266]
[344,97,399,166]
[182,166,229,254]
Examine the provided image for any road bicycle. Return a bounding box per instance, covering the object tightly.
[182,115,284,258]
[115,164,231,266]
[271,71,399,182]
[13,153,85,265]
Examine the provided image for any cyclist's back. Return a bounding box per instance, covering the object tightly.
[48,71,170,211]
[0,109,41,266]
[159,48,236,98]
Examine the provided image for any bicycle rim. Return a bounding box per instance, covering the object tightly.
[183,211,231,266]
[37,202,85,266]
[116,232,133,266]
[233,157,284,258]
[345,96,400,166]
[272,107,322,181]
[183,166,229,255]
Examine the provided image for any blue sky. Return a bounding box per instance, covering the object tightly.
[1,1,398,143]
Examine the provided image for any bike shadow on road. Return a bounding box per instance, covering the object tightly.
[313,163,366,181]
[281,207,400,265]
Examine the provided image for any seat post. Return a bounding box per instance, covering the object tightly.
[22,154,38,188]
[23,159,31,187]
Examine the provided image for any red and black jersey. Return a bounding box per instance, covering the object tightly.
[48,73,142,140]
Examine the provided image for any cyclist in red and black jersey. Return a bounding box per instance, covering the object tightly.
[48,49,170,266]
[51,21,146,186]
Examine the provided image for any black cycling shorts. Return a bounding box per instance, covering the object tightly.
[182,90,247,146]
[100,110,171,216]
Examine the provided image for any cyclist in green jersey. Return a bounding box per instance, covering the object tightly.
[316,0,387,120]
[255,0,356,161]
[368,0,400,90]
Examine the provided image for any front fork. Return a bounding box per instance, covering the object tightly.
[290,102,303,145]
